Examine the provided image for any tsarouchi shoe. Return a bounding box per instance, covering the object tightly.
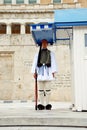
[37,104,45,110]
[46,104,52,110]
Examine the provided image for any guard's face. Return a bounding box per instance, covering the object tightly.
[41,39,48,49]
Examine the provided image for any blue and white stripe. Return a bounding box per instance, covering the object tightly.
[31,23,53,31]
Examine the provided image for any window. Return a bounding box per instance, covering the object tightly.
[85,34,87,47]
[0,24,6,34]
[4,0,12,4]
[11,24,20,34]
[53,0,61,3]
[29,0,36,4]
[25,24,31,34]
[16,0,24,4]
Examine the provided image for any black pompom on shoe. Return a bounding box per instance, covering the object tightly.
[37,104,45,110]
[46,104,52,110]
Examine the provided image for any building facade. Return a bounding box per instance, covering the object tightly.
[0,0,86,101]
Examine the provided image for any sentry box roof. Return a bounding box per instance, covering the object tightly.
[54,8,87,26]
[30,8,87,45]
[30,23,54,46]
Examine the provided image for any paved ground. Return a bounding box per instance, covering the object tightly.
[0,101,87,128]
[0,127,87,130]
[0,100,71,109]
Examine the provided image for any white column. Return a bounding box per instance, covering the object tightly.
[50,0,52,4]
[12,0,16,4]
[24,0,29,4]
[21,23,25,34]
[61,0,63,3]
[37,0,40,4]
[6,24,11,34]
[74,0,78,2]
[0,0,3,4]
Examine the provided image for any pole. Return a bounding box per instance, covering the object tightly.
[35,69,38,110]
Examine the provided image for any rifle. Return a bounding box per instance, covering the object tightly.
[35,69,38,110]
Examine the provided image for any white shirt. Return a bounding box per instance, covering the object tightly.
[31,51,57,81]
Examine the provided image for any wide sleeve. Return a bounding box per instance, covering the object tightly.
[51,51,58,73]
[31,53,38,74]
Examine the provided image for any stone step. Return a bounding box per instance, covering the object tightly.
[0,127,86,130]
[0,102,87,127]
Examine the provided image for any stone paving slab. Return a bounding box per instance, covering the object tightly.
[0,101,87,127]
[0,127,87,130]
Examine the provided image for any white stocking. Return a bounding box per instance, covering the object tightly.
[45,90,51,105]
[39,90,44,105]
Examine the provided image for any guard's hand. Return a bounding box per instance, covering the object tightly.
[33,73,37,79]
[52,73,55,78]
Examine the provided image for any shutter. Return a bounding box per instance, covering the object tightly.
[53,0,61,3]
[29,0,36,4]
[4,0,12,3]
[16,0,24,4]
[0,24,6,34]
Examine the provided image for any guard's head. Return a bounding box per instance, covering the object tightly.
[41,39,48,49]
